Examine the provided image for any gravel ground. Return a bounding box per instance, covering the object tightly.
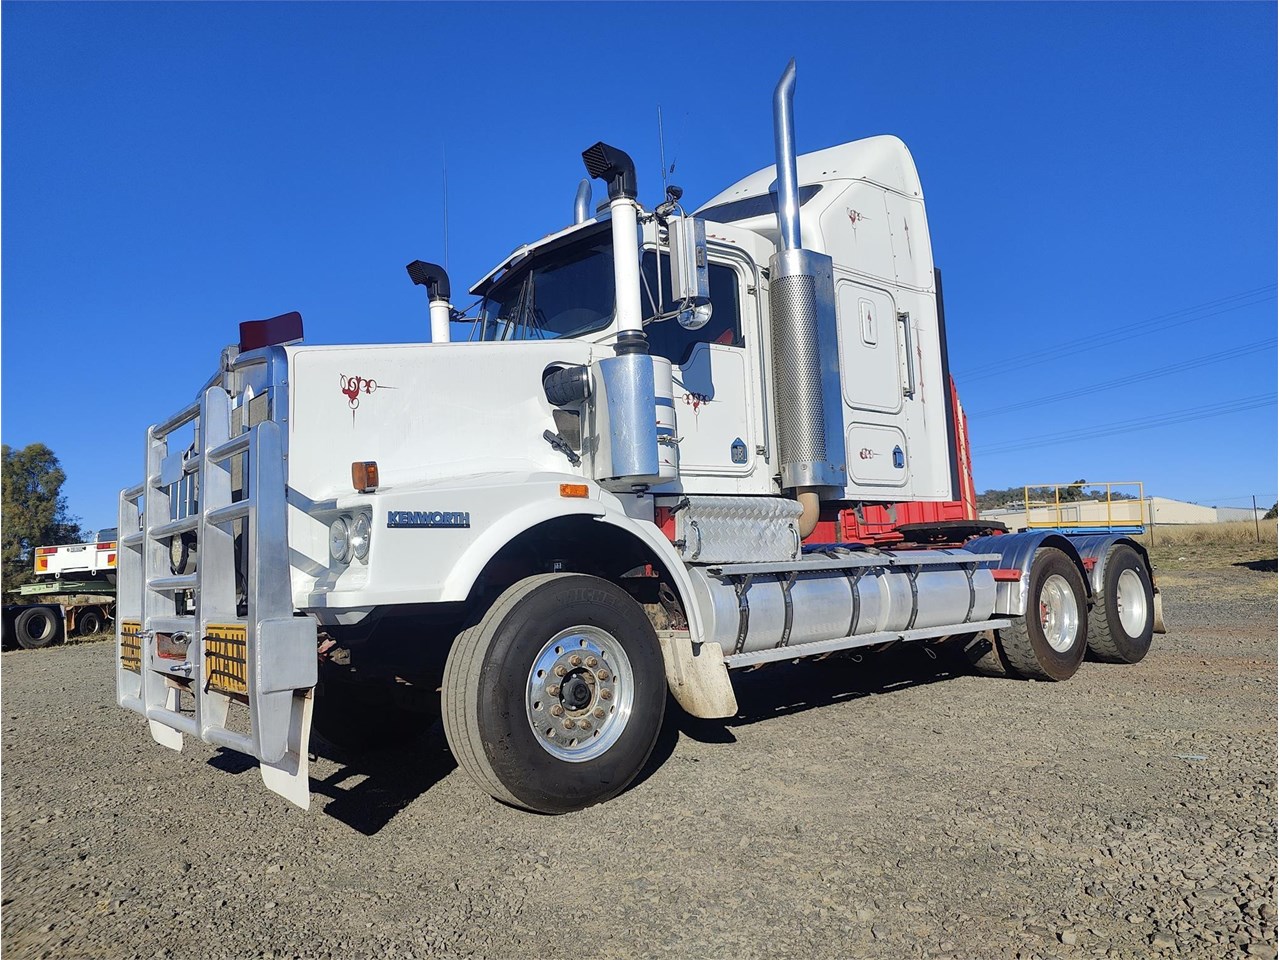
[2,557,1275,959]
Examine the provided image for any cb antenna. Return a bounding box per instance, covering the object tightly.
[442,146,450,271]
[658,104,669,195]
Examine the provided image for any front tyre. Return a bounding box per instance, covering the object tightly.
[442,574,667,813]
[1086,544,1155,664]
[997,548,1088,681]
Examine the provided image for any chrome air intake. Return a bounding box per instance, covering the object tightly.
[769,60,846,491]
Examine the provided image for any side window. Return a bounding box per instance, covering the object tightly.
[640,253,743,365]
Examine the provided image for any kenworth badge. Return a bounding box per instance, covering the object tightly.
[387,511,471,528]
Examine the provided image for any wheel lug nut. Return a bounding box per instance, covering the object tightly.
[578,719,591,730]
[563,719,576,730]
[584,673,596,685]
[547,684,560,697]
[570,654,583,667]
[597,670,610,681]
[585,656,598,668]
[600,689,613,701]
[554,666,567,677]
[593,707,605,719]
[550,705,564,717]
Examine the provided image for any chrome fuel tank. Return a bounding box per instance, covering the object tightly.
[687,549,996,656]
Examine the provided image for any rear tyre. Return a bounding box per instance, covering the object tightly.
[442,573,666,814]
[997,548,1087,681]
[1086,545,1154,664]
[15,606,62,649]
[77,610,103,637]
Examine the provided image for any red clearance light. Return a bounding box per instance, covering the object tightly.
[239,311,303,353]
[97,541,116,550]
[35,547,57,556]
[352,461,379,493]
[990,568,1022,582]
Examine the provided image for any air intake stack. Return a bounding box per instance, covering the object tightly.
[768,60,846,527]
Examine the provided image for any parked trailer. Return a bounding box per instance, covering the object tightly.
[113,61,1163,811]
[3,580,116,649]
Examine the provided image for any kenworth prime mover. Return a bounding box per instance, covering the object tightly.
[115,62,1163,811]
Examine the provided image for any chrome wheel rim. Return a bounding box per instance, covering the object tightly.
[1116,568,1148,638]
[526,625,634,763]
[1039,574,1079,653]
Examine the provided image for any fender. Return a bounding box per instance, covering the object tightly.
[964,531,1092,617]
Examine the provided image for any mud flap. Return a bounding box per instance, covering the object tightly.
[657,631,737,719]
[259,690,314,810]
[1153,590,1167,635]
[148,686,184,751]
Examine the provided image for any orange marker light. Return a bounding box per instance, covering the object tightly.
[352,461,380,493]
[559,483,589,498]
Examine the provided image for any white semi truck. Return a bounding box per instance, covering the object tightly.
[115,62,1162,811]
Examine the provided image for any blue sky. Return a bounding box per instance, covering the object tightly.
[3,2,1276,531]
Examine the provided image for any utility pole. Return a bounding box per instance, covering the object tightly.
[1253,494,1261,542]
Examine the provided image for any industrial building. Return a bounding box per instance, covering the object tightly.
[980,496,1266,531]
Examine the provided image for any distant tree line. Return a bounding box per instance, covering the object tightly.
[2,443,82,589]
[976,479,1139,512]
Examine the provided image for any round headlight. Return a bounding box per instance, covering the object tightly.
[351,513,371,561]
[329,517,353,564]
[169,532,196,576]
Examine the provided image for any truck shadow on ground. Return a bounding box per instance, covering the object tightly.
[632,643,969,789]
[221,644,971,834]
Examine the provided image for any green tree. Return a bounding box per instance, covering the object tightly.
[2,443,82,589]
[1265,501,1278,521]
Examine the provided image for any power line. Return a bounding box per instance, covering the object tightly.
[975,393,1277,455]
[968,337,1277,417]
[954,285,1277,383]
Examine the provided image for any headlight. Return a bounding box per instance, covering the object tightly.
[169,532,196,575]
[329,517,353,564]
[351,512,371,561]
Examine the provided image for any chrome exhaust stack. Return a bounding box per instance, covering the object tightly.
[768,60,846,530]
[573,178,593,225]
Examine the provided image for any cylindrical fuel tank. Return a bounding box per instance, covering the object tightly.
[687,549,997,656]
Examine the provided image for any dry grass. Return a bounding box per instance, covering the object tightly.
[1139,520,1277,598]
[1138,518,1276,550]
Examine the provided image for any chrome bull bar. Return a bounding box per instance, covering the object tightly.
[116,384,316,808]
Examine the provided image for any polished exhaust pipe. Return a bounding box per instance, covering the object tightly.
[768,59,846,534]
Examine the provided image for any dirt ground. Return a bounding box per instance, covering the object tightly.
[2,546,1275,959]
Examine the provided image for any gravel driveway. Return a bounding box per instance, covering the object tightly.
[3,558,1275,959]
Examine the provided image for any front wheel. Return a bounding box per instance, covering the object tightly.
[442,574,667,813]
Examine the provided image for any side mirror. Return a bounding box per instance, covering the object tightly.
[668,216,712,330]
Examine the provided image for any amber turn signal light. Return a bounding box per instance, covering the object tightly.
[559,483,589,498]
[352,461,379,493]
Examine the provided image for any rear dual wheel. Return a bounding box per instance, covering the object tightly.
[442,574,666,813]
[15,606,62,649]
[1086,544,1154,664]
[994,548,1088,682]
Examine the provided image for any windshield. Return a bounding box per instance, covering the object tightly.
[477,228,615,341]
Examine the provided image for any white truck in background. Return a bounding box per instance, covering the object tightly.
[114,61,1162,811]
[2,530,118,650]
